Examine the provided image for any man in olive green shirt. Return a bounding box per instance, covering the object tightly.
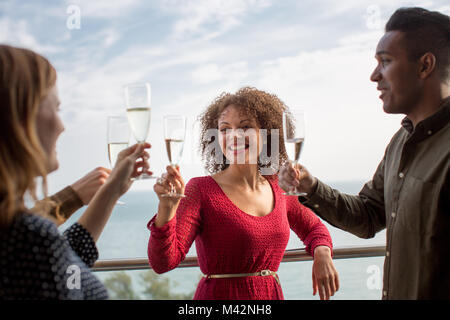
[279,7,450,299]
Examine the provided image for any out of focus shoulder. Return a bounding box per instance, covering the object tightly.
[17,213,60,241]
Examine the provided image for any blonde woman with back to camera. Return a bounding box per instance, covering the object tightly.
[0,45,151,299]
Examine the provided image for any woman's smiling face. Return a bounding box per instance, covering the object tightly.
[217,104,262,166]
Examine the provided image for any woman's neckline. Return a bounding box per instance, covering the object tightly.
[207,175,277,219]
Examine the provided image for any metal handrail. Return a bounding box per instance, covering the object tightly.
[92,245,386,272]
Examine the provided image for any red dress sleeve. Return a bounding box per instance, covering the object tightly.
[147,178,202,274]
[286,195,333,257]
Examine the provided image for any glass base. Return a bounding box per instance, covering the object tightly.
[283,191,307,196]
[135,173,157,180]
[161,193,186,198]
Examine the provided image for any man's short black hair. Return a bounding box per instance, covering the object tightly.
[385,7,450,82]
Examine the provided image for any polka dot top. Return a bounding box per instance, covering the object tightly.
[0,212,108,300]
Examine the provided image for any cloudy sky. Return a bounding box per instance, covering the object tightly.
[1,0,449,193]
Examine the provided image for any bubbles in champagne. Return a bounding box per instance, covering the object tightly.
[108,142,128,167]
[126,107,151,142]
[165,139,185,165]
[285,138,304,162]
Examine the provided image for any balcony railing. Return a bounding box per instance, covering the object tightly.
[92,245,386,272]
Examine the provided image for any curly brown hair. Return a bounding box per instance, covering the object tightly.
[198,87,293,175]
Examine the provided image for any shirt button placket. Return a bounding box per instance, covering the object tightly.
[385,207,398,300]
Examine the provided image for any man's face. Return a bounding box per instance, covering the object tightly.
[370,31,422,115]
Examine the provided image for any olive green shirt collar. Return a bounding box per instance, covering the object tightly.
[401,96,450,136]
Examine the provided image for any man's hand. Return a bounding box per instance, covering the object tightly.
[70,167,111,205]
[278,162,317,195]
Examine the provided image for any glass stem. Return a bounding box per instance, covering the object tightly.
[291,160,298,194]
[169,163,177,194]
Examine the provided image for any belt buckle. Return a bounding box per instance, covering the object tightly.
[260,270,270,276]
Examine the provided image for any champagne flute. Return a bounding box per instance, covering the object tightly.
[107,116,129,204]
[161,115,187,198]
[283,110,307,196]
[124,82,155,179]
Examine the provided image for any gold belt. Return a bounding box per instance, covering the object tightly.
[203,269,280,285]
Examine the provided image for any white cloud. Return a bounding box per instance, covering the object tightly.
[436,5,450,14]
[0,17,63,54]
[101,28,121,47]
[162,0,273,39]
[191,62,248,84]
[64,0,142,18]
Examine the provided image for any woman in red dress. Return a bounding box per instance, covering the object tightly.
[147,87,339,300]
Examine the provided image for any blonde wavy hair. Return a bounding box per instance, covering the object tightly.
[0,45,57,228]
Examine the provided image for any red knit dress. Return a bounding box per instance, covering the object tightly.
[147,175,332,300]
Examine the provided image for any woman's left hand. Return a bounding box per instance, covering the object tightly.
[312,246,339,300]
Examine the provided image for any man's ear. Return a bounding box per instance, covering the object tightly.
[418,52,436,79]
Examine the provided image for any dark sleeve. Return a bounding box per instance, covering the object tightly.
[63,223,99,268]
[299,156,386,239]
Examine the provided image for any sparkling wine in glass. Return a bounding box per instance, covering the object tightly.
[283,110,307,196]
[161,115,187,198]
[107,116,130,204]
[124,82,155,179]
